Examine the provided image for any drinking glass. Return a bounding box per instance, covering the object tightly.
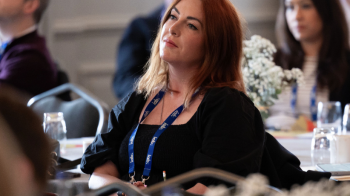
[342,104,350,132]
[44,112,67,152]
[311,128,335,166]
[317,101,342,133]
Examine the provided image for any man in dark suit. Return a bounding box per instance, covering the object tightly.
[113,0,173,100]
[0,0,57,97]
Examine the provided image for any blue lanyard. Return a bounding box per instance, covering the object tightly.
[128,88,195,183]
[291,84,317,121]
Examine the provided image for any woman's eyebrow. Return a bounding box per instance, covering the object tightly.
[173,7,180,14]
[172,7,202,27]
[187,16,203,27]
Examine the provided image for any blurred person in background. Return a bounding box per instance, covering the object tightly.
[0,0,57,97]
[266,0,350,129]
[0,113,27,196]
[113,0,174,100]
[340,0,350,45]
[0,86,51,196]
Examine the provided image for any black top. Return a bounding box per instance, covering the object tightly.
[81,87,265,188]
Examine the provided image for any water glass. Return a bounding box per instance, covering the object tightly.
[317,101,342,133]
[311,128,336,166]
[44,112,67,152]
[342,104,350,132]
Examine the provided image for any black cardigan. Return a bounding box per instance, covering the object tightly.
[81,87,330,190]
[81,87,265,187]
[260,132,331,190]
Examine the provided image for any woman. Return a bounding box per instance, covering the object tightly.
[81,0,265,194]
[268,0,350,129]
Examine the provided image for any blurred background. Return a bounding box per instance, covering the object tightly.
[39,0,279,108]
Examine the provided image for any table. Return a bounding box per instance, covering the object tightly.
[275,133,350,181]
[60,138,92,161]
[47,138,93,195]
[274,132,314,168]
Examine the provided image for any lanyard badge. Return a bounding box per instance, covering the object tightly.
[291,84,317,121]
[128,89,186,185]
[128,88,199,184]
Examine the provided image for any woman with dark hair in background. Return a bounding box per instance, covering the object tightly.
[81,0,265,194]
[267,0,350,129]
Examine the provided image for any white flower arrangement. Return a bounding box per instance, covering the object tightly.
[204,173,350,196]
[242,35,304,116]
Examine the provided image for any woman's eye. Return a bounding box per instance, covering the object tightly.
[169,15,177,20]
[301,3,312,9]
[188,24,198,30]
[285,5,294,10]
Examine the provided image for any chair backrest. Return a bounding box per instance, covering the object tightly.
[28,83,109,138]
[55,69,71,101]
[55,62,71,101]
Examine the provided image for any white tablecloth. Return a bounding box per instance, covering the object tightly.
[277,137,312,167]
[60,137,93,161]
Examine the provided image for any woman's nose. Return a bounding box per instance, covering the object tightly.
[294,7,303,21]
[169,22,180,36]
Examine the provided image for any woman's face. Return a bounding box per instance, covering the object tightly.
[160,0,205,67]
[285,0,323,43]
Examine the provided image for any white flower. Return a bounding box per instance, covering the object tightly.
[204,174,350,196]
[204,185,230,196]
[242,35,304,107]
[284,70,292,80]
[236,174,269,196]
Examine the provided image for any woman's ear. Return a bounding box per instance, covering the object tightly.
[23,0,40,16]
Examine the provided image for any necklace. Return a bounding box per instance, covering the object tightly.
[160,94,165,124]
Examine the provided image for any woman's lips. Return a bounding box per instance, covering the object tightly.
[296,25,305,31]
[164,39,178,48]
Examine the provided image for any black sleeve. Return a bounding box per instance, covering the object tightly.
[193,87,265,186]
[260,132,331,190]
[80,92,145,174]
[113,18,152,100]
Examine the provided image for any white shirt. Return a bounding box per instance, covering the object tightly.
[269,56,329,119]
[0,25,37,45]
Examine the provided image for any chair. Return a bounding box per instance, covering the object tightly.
[27,83,110,138]
[55,69,71,101]
[55,62,71,101]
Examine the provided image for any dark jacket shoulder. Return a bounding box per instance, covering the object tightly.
[0,31,57,96]
[202,87,255,117]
